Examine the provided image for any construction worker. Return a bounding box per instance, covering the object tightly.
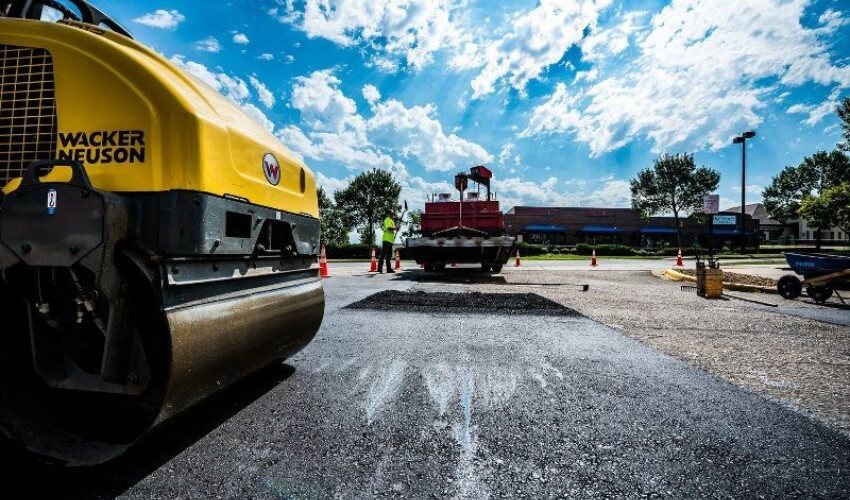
[379,209,397,274]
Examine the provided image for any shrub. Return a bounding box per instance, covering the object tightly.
[573,243,635,256]
[515,242,549,256]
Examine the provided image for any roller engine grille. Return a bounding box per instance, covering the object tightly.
[0,44,57,188]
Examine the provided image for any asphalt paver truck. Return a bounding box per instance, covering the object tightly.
[405,166,515,272]
[0,1,324,465]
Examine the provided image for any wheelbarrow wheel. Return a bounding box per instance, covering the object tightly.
[806,285,833,304]
[777,275,802,300]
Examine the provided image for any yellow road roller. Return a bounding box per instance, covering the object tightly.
[0,1,324,465]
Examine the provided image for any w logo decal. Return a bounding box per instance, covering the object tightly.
[262,153,281,186]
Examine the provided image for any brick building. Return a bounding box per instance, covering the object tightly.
[504,206,759,249]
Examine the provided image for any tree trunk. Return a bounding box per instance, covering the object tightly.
[815,228,822,250]
[672,211,682,249]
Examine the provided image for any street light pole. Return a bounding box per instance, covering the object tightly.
[732,130,756,253]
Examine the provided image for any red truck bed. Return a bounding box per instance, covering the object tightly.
[421,201,504,236]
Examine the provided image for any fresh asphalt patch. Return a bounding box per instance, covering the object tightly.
[346,290,582,316]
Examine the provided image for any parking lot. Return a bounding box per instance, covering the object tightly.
[6,262,847,499]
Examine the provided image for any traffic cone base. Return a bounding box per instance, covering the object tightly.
[394,250,402,270]
[676,248,684,267]
[319,244,330,278]
[590,249,598,267]
[515,249,521,267]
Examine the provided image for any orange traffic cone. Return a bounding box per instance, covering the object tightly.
[319,244,330,278]
[369,247,378,273]
[590,249,598,267]
[676,248,684,267]
[515,249,521,267]
[394,250,401,270]
[451,261,457,267]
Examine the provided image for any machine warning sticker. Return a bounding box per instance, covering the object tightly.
[56,130,146,164]
[47,189,57,215]
[263,153,281,186]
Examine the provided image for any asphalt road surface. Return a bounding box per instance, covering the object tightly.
[4,270,849,499]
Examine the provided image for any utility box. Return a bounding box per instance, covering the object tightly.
[696,261,723,298]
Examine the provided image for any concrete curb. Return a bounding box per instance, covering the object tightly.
[658,268,778,294]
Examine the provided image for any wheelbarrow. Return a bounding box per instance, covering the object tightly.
[777,252,850,304]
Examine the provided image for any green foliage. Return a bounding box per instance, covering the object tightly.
[838,97,850,152]
[401,209,422,239]
[324,244,374,259]
[515,242,549,256]
[317,187,351,246]
[762,150,850,225]
[334,169,402,247]
[630,153,720,248]
[799,183,850,235]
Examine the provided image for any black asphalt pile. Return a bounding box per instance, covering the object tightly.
[346,290,582,316]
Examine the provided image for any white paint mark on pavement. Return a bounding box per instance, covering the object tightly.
[365,360,407,423]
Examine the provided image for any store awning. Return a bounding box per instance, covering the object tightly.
[524,224,567,233]
[640,226,677,235]
[581,225,620,234]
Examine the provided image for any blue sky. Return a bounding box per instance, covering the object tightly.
[96,0,849,211]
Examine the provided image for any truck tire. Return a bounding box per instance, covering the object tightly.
[777,275,802,300]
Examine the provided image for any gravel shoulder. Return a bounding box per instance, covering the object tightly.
[493,268,850,435]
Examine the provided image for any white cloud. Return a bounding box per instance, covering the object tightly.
[367,99,493,171]
[134,9,185,30]
[573,68,598,83]
[580,10,645,62]
[195,36,222,53]
[498,142,517,165]
[257,53,275,61]
[787,88,841,126]
[170,56,274,132]
[464,0,613,98]
[496,176,631,210]
[273,0,469,71]
[282,70,396,171]
[250,76,276,108]
[290,70,366,136]
[522,0,850,156]
[232,32,250,44]
[170,55,249,100]
[362,84,381,107]
[818,9,847,33]
[284,69,490,173]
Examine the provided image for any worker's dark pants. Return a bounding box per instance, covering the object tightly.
[380,242,393,272]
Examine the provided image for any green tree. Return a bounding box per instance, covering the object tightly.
[762,150,850,247]
[837,97,850,152]
[317,187,351,246]
[400,209,422,239]
[630,153,720,248]
[334,169,401,247]
[798,183,850,239]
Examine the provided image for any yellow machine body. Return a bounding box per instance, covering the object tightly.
[0,13,324,466]
[0,18,318,218]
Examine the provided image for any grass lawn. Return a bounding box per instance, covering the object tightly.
[524,254,668,261]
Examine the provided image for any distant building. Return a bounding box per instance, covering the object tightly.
[723,204,784,242]
[724,203,848,244]
[504,206,759,249]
